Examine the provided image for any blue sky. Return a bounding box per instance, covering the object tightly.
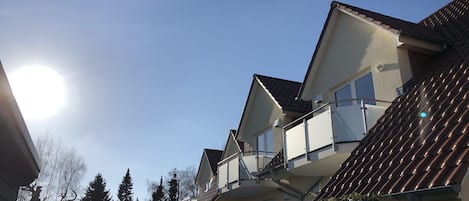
[0,0,450,200]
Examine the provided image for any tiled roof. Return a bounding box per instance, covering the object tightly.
[316,0,469,199]
[255,74,312,114]
[205,149,223,175]
[333,1,448,44]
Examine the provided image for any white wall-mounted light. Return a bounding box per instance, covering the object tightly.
[376,64,385,72]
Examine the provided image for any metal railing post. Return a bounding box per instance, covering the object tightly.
[282,128,288,169]
[303,118,310,160]
[238,153,242,180]
[226,160,229,187]
[330,105,336,151]
[360,99,368,135]
[255,151,259,172]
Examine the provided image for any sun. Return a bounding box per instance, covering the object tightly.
[8,66,65,119]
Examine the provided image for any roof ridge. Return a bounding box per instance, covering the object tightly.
[204,148,223,152]
[333,1,423,28]
[253,74,302,84]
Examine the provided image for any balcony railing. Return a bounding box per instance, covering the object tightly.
[284,99,391,162]
[217,151,275,189]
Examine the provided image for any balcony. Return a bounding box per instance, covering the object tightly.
[283,99,389,176]
[217,151,278,198]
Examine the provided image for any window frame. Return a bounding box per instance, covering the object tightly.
[256,127,274,153]
[334,72,376,106]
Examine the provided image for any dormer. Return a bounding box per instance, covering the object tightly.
[298,1,447,105]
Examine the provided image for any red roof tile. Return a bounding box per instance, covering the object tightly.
[316,0,469,199]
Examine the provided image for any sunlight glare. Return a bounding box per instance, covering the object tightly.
[9,66,65,119]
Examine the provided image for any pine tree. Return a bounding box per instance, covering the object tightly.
[81,174,112,201]
[117,169,133,201]
[30,186,41,201]
[168,173,178,201]
[151,176,165,201]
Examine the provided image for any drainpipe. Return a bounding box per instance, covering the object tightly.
[360,99,368,135]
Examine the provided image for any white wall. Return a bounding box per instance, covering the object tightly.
[238,81,284,153]
[302,10,405,104]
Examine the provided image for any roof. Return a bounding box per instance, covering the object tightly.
[255,74,311,114]
[316,0,469,199]
[333,1,447,44]
[298,1,448,99]
[204,149,223,175]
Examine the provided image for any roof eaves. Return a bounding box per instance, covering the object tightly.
[234,77,256,143]
[195,150,209,184]
[297,1,337,100]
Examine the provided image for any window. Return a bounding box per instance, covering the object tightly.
[204,178,213,192]
[354,73,376,105]
[335,72,375,106]
[204,182,210,192]
[257,128,273,153]
[335,84,353,107]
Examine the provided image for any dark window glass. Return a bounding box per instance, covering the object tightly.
[257,134,265,152]
[257,129,274,153]
[355,73,376,105]
[335,84,353,107]
[265,129,274,153]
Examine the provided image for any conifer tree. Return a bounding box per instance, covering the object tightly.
[30,186,41,201]
[81,174,112,201]
[167,174,178,201]
[151,176,165,201]
[117,169,133,201]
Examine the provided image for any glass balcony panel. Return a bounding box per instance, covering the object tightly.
[333,104,366,142]
[285,100,388,163]
[307,108,334,151]
[286,124,307,160]
[228,157,239,184]
[218,162,228,187]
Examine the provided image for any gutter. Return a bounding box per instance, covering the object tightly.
[382,185,459,200]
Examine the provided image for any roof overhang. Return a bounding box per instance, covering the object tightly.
[0,62,40,185]
[397,34,446,55]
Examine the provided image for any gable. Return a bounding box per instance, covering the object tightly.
[195,152,213,186]
[237,80,283,147]
[221,131,242,160]
[301,9,402,102]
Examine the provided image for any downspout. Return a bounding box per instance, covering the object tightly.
[270,169,323,201]
[302,176,323,199]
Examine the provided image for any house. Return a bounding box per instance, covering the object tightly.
[215,74,312,201]
[314,0,469,200]
[258,1,450,199]
[195,1,467,200]
[0,62,41,201]
[195,148,223,201]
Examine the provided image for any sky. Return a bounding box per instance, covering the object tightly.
[0,0,451,200]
